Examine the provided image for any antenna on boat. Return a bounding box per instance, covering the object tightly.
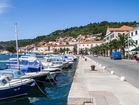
[15,23,20,70]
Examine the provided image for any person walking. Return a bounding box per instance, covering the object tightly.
[136,52,139,62]
[133,53,137,61]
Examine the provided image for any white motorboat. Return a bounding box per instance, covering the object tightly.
[0,75,34,100]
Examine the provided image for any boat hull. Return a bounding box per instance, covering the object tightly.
[0,81,34,100]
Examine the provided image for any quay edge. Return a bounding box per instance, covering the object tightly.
[68,55,139,105]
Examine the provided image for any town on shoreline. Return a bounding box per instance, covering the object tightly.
[0,25,139,58]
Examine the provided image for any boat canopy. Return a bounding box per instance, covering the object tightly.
[7,60,43,72]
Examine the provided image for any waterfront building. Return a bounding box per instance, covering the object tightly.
[77,38,103,55]
[129,25,139,51]
[103,25,133,56]
[104,25,133,43]
[54,44,76,54]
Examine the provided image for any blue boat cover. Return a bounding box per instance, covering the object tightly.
[7,60,43,72]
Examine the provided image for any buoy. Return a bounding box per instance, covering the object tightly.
[120,76,125,81]
[103,66,106,69]
[111,71,114,74]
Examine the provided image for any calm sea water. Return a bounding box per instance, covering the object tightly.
[0,54,78,105]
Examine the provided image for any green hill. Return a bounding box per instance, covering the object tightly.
[0,21,138,50]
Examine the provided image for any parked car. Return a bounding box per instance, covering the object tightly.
[93,54,98,57]
[110,52,122,60]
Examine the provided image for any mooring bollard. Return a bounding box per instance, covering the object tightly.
[91,65,95,71]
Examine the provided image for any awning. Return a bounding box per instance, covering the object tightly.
[131,47,139,51]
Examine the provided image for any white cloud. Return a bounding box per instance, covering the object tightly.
[0,0,10,15]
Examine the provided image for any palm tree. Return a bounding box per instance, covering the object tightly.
[85,48,89,55]
[118,33,136,58]
[115,33,127,58]
[66,48,70,54]
[111,39,119,51]
[108,41,114,56]
[90,45,100,55]
[73,47,77,54]
[99,44,106,56]
[79,49,83,54]
[104,42,109,57]
[59,48,63,54]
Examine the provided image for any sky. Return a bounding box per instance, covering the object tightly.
[0,0,139,42]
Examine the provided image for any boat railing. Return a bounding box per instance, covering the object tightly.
[8,78,31,87]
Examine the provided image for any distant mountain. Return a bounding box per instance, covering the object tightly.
[0,21,138,49]
[0,39,32,49]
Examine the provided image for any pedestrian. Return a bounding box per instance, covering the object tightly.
[133,53,137,60]
[136,52,139,62]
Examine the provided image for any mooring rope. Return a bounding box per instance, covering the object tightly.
[61,70,75,73]
[48,73,57,83]
[34,80,50,98]
[56,76,73,82]
[56,79,73,87]
[60,70,69,76]
[46,74,56,88]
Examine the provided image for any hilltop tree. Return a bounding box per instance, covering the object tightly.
[6,46,16,53]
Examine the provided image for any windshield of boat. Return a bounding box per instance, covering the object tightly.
[47,59,52,62]
[17,71,25,76]
[7,77,11,81]
[3,73,14,78]
[2,79,7,85]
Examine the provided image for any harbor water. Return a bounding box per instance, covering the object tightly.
[0,54,78,105]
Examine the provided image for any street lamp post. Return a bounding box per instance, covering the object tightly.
[128,33,130,59]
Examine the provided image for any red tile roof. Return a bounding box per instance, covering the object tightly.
[109,25,133,31]
[55,44,76,47]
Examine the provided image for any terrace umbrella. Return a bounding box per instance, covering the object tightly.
[131,47,139,51]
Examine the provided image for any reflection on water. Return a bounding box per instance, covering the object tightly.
[0,96,32,105]
[0,55,78,105]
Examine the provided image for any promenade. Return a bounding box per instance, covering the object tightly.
[68,56,139,105]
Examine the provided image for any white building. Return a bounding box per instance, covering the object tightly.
[54,44,76,54]
[129,26,139,51]
[77,41,103,54]
[104,25,133,43]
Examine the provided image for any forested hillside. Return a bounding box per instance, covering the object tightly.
[0,21,138,50]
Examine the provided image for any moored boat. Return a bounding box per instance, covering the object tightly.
[0,75,34,100]
[0,69,49,84]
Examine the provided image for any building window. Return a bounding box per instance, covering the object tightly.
[112,34,114,38]
[110,34,114,39]
[131,32,133,36]
[104,38,106,42]
[110,35,112,39]
[135,31,138,35]
[136,40,138,45]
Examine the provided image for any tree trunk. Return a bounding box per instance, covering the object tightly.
[121,48,125,59]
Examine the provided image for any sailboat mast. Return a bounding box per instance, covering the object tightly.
[15,23,20,70]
